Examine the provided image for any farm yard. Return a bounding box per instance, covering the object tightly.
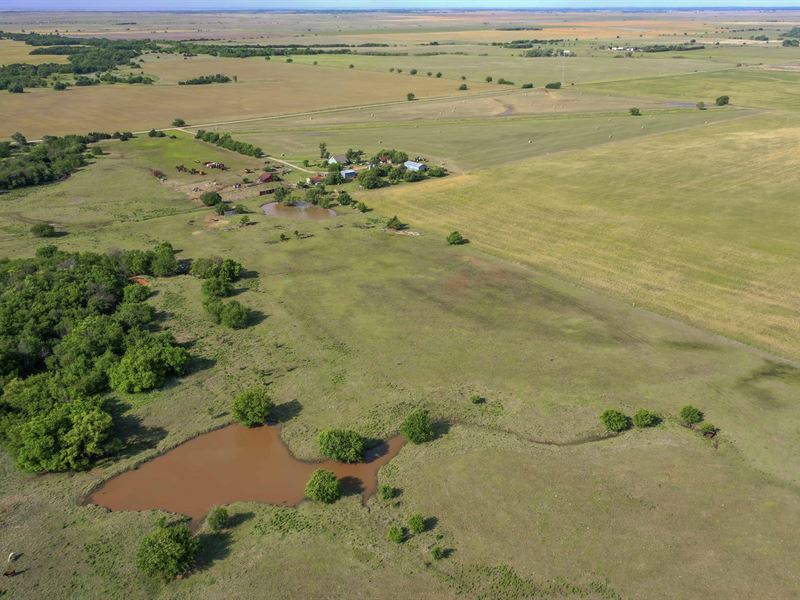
[1,8,800,600]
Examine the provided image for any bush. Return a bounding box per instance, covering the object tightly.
[400,409,434,444]
[387,525,404,544]
[53,80,67,90]
[458,83,468,90]
[470,394,484,404]
[386,215,407,230]
[207,506,228,531]
[91,146,103,156]
[318,429,365,463]
[30,223,56,237]
[136,519,199,581]
[545,81,562,89]
[219,300,249,329]
[716,95,730,106]
[446,231,466,245]
[305,469,342,503]
[629,107,641,116]
[408,513,425,534]
[232,387,273,427]
[200,191,222,206]
[680,405,703,425]
[435,72,442,78]
[632,409,658,428]
[431,546,444,560]
[150,241,178,277]
[191,256,243,282]
[201,276,233,299]
[379,484,396,500]
[696,101,706,110]
[521,83,534,89]
[699,422,719,437]
[108,333,189,393]
[600,409,630,433]
[123,283,150,303]
[406,92,416,101]
[172,118,186,127]
[485,76,493,82]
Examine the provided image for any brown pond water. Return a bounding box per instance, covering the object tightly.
[87,424,405,525]
[261,201,336,220]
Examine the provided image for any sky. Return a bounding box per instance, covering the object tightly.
[2,1,799,10]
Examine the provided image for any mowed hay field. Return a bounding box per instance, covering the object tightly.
[0,57,492,138]
[223,106,749,171]
[367,112,800,360]
[0,39,68,65]
[2,136,800,600]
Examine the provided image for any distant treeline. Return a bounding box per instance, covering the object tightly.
[194,130,263,158]
[494,39,566,48]
[178,73,231,85]
[522,48,575,57]
[0,134,94,190]
[783,27,800,38]
[174,42,353,58]
[496,27,543,31]
[0,30,155,90]
[638,44,705,52]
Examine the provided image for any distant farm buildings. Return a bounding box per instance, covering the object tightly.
[258,172,274,183]
[328,154,350,166]
[340,169,357,181]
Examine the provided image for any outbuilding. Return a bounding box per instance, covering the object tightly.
[328,154,349,165]
[340,169,357,182]
[404,160,428,172]
[258,172,274,183]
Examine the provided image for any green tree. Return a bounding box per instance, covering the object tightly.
[387,525,404,544]
[319,142,329,159]
[219,300,249,329]
[485,76,493,82]
[150,242,178,277]
[600,409,630,433]
[201,276,233,299]
[305,469,342,503]
[30,223,56,237]
[136,518,199,581]
[632,409,658,428]
[408,513,425,534]
[172,118,186,127]
[108,333,189,393]
[318,429,365,463]
[716,95,730,106]
[386,216,406,230]
[123,283,150,303]
[629,107,641,116]
[699,422,719,436]
[232,387,273,427]
[431,546,444,560]
[458,83,468,90]
[406,92,416,101]
[400,409,434,444]
[206,506,229,531]
[696,101,706,110]
[680,405,703,425]
[446,231,466,245]
[200,191,222,206]
[379,484,396,500]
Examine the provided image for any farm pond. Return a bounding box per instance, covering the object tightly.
[262,201,336,220]
[87,424,405,525]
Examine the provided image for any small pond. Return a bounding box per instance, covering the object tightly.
[87,424,405,525]
[261,201,336,220]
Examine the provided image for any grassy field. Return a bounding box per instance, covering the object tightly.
[1,135,800,600]
[367,112,800,360]
[0,58,492,139]
[217,105,749,171]
[0,39,69,65]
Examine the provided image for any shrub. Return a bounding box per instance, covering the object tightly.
[386,215,406,230]
[91,146,103,156]
[435,72,442,78]
[458,83,468,90]
[410,68,418,75]
[305,469,341,503]
[172,118,186,127]
[123,283,151,303]
[318,429,364,463]
[357,202,370,213]
[629,107,641,116]
[521,83,534,89]
[207,506,229,531]
[201,276,233,299]
[136,518,199,581]
[446,231,466,245]
[696,101,706,110]
[406,92,416,101]
[408,513,425,534]
[680,405,703,425]
[387,525,404,544]
[716,95,730,106]
[150,241,178,277]
[600,409,630,433]
[53,80,67,90]
[545,81,562,89]
[108,334,188,393]
[632,409,658,428]
[431,546,444,560]
[379,484,396,500]
[485,76,493,82]
[200,191,222,206]
[470,394,484,404]
[191,257,243,282]
[30,223,56,237]
[232,387,273,427]
[219,300,249,329]
[699,422,719,437]
[400,409,434,444]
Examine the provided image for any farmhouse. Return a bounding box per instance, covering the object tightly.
[404,160,428,172]
[258,172,274,183]
[341,169,357,182]
[328,154,350,165]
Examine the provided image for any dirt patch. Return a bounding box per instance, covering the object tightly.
[129,276,151,287]
[204,214,230,229]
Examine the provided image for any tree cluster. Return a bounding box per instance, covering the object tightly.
[0,244,188,472]
[178,73,232,85]
[194,130,263,158]
[193,256,252,329]
[317,428,365,463]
